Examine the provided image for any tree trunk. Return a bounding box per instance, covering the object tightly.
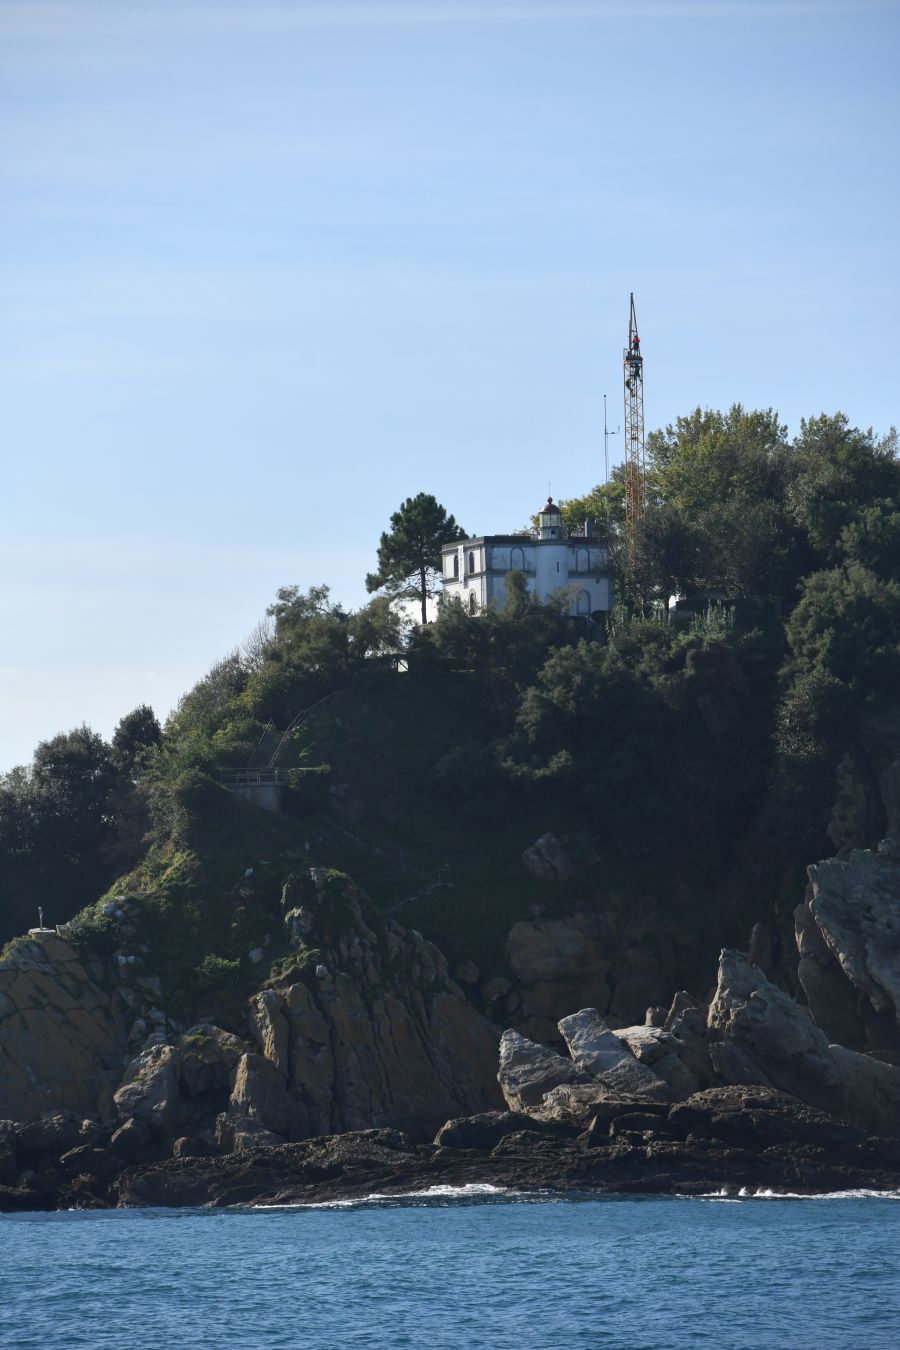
[420,566,428,624]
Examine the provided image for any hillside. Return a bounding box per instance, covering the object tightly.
[2,404,900,1023]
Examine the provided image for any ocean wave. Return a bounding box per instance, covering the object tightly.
[692,1187,900,1201]
[254,1183,516,1210]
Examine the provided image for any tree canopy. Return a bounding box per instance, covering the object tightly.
[366,493,465,623]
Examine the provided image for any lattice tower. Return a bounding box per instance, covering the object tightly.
[623,292,645,564]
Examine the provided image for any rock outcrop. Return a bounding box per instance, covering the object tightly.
[116,1083,900,1209]
[707,948,900,1136]
[496,1030,589,1113]
[0,934,129,1122]
[797,839,900,1058]
[246,873,502,1138]
[558,1009,669,1100]
[498,1010,670,1126]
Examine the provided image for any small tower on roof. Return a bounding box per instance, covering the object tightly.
[537,496,563,539]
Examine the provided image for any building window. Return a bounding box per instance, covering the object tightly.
[576,548,590,574]
[468,550,476,574]
[468,591,477,615]
[556,561,560,573]
[510,546,524,571]
[576,589,591,616]
[452,554,459,580]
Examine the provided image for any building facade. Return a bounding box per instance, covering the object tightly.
[440,497,613,618]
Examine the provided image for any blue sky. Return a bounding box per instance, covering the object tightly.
[1,0,898,770]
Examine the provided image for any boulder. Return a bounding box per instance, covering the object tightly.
[434,1111,567,1150]
[520,833,580,883]
[615,1024,702,1099]
[497,1030,589,1113]
[113,1044,184,1136]
[530,1083,615,1129]
[558,1009,670,1101]
[708,949,900,1136]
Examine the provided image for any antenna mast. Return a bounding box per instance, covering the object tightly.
[623,292,645,563]
[603,394,619,486]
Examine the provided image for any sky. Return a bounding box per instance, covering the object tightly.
[1,0,898,771]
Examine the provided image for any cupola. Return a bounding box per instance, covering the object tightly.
[537,496,562,539]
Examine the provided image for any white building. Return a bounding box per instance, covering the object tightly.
[440,497,613,618]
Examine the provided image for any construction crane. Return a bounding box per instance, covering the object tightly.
[623,292,645,564]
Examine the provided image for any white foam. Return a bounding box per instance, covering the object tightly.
[254,1183,512,1210]
[690,1187,900,1201]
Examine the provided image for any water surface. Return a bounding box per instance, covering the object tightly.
[3,1189,899,1349]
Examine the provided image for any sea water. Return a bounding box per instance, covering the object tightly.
[2,1189,899,1349]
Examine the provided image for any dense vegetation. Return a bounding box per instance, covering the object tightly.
[2,406,898,1006]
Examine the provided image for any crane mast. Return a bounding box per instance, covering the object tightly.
[623,292,645,563]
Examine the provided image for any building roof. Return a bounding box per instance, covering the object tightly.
[538,496,561,515]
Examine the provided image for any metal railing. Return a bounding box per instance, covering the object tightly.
[219,768,290,786]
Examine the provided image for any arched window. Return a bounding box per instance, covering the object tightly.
[509,547,525,571]
[576,548,590,574]
[576,589,591,616]
[468,591,477,615]
[468,550,476,574]
[452,554,459,580]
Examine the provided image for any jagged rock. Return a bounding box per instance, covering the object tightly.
[0,933,129,1122]
[481,977,511,1002]
[520,833,579,883]
[57,1144,122,1180]
[177,1025,248,1097]
[615,1024,702,1099]
[214,1113,282,1155]
[456,961,480,986]
[794,897,867,1049]
[608,1111,673,1138]
[558,1009,669,1101]
[228,1052,309,1140]
[249,875,501,1138]
[708,949,900,1135]
[799,843,900,1057]
[109,1118,152,1162]
[529,1083,613,1128]
[285,907,316,946]
[15,1113,101,1164]
[113,1044,184,1135]
[664,991,716,1086]
[669,1085,867,1150]
[171,1134,215,1159]
[497,1030,589,1113]
[434,1111,567,1150]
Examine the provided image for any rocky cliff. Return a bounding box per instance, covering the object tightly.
[0,868,501,1207]
[5,836,900,1209]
